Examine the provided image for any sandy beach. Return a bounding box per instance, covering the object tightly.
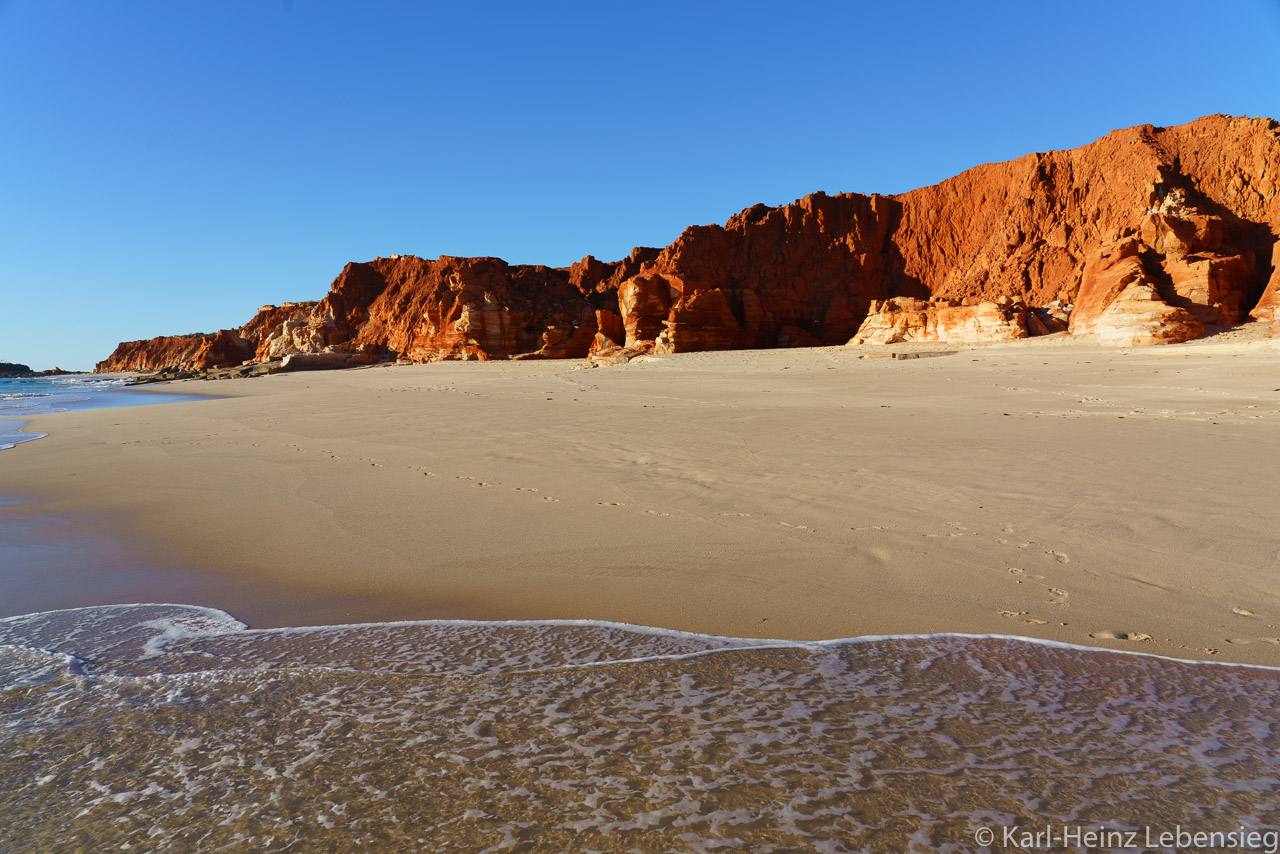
[4,337,1279,665]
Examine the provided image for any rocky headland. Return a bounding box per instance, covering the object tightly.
[97,114,1280,375]
[0,362,75,378]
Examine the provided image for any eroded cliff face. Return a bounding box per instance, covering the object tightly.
[96,114,1280,373]
[97,330,253,373]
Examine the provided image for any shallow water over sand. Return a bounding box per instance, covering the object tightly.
[2,605,1277,852]
[0,376,210,448]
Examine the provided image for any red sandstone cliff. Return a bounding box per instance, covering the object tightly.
[95,114,1280,373]
[97,330,254,373]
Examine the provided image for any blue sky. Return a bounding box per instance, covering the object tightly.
[2,1,1278,370]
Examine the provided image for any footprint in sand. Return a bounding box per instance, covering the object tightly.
[541,496,560,503]
[1048,588,1069,605]
[597,502,625,507]
[1089,630,1153,642]
[997,609,1045,624]
[1179,645,1220,656]
[513,487,539,493]
[644,510,671,516]
[1009,567,1044,581]
[1225,637,1280,645]
[779,522,813,531]
[1232,607,1257,617]
[1047,550,1070,563]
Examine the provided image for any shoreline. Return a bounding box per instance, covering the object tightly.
[9,600,1280,674]
[4,340,1278,665]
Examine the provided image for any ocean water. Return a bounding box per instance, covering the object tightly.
[0,375,209,448]
[1,605,1276,853]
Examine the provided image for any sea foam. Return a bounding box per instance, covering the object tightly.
[1,604,1277,853]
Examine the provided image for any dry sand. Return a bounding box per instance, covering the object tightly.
[4,335,1279,665]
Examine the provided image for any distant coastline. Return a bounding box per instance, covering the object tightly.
[0,362,77,379]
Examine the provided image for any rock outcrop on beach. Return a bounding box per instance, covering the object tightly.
[1251,268,1280,336]
[848,298,1037,345]
[95,114,1280,373]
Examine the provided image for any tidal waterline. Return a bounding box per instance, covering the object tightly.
[0,376,212,449]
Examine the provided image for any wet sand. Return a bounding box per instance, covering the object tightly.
[4,336,1279,664]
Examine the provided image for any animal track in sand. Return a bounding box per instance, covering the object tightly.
[1089,630,1153,642]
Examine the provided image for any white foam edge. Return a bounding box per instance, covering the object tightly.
[0,417,48,450]
[3,602,1278,673]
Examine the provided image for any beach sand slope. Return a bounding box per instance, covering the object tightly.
[6,337,1279,665]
